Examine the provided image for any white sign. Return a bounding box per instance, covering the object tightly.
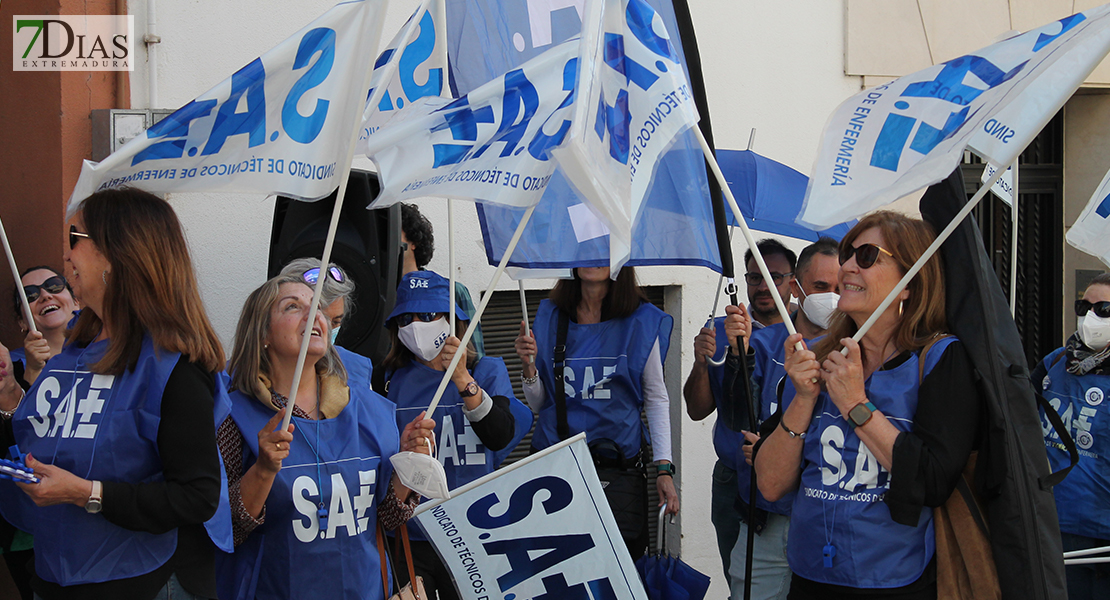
[981,162,1014,206]
[412,436,646,600]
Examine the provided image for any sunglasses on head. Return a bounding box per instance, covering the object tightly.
[69,225,91,249]
[744,272,792,286]
[303,266,344,285]
[1075,299,1110,318]
[839,242,895,269]
[396,312,440,327]
[24,275,67,303]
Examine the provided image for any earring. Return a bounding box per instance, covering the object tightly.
[264,343,269,349]
[898,299,904,317]
[102,270,109,285]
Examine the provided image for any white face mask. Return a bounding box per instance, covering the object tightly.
[799,288,840,330]
[398,318,451,362]
[1080,311,1110,349]
[390,451,450,500]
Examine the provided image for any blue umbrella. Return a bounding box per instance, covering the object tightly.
[718,149,855,242]
[635,505,710,600]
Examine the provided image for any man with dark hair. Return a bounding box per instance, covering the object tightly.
[720,236,840,599]
[743,239,797,328]
[398,203,484,357]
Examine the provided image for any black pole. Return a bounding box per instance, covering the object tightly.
[670,3,759,599]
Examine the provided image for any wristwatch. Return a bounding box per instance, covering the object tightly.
[847,401,879,429]
[85,480,103,514]
[656,463,676,478]
[459,380,480,398]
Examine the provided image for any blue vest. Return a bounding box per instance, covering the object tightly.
[10,347,25,372]
[337,346,373,396]
[786,337,956,588]
[735,323,795,516]
[387,356,532,540]
[0,336,233,586]
[531,300,673,459]
[217,383,398,600]
[1039,347,1110,541]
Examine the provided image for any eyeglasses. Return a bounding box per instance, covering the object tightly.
[303,266,344,285]
[24,275,67,303]
[396,312,440,327]
[69,225,91,249]
[744,272,792,286]
[839,243,895,269]
[1075,299,1110,318]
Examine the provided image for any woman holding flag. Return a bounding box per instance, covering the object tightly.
[756,212,982,598]
[216,272,435,600]
[376,269,530,600]
[10,266,80,388]
[515,266,678,560]
[0,188,233,600]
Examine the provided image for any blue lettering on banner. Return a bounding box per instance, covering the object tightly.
[1033,13,1086,52]
[202,58,268,156]
[470,68,541,160]
[399,10,442,102]
[1095,192,1110,219]
[281,27,335,144]
[867,53,1029,173]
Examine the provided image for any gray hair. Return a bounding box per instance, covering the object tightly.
[228,273,347,397]
[279,258,356,325]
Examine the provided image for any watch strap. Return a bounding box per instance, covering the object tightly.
[656,462,676,478]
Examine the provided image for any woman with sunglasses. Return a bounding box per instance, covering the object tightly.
[0,188,234,600]
[215,273,436,600]
[515,265,678,560]
[376,270,530,600]
[756,211,982,599]
[1034,273,1110,600]
[9,266,79,387]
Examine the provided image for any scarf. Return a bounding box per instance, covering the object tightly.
[1065,332,1110,376]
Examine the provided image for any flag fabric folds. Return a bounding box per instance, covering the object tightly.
[455,0,720,272]
[1067,164,1110,267]
[799,6,1110,229]
[718,149,855,242]
[412,436,647,600]
[69,0,384,210]
[363,39,580,208]
[356,0,448,153]
[550,0,701,270]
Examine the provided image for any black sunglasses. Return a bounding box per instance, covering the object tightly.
[396,312,440,327]
[69,225,91,249]
[839,242,895,269]
[1075,299,1110,318]
[745,272,792,286]
[303,266,344,285]
[24,275,67,303]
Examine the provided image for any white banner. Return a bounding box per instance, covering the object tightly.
[799,6,1110,229]
[356,0,447,152]
[364,40,579,208]
[412,436,647,600]
[981,162,1014,207]
[551,0,700,271]
[1067,164,1110,267]
[68,0,383,210]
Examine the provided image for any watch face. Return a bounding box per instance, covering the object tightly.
[462,381,479,397]
[86,499,102,514]
[849,404,872,427]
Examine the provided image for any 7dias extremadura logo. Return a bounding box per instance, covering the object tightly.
[13,15,134,71]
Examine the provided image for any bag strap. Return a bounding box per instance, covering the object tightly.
[954,464,990,536]
[376,523,390,600]
[399,525,421,600]
[1035,390,1080,489]
[554,309,570,440]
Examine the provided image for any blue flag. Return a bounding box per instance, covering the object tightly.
[452,0,721,272]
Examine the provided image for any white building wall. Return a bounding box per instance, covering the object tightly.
[129,1,864,596]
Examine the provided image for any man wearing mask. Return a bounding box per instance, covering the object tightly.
[683,238,799,592]
[722,237,840,599]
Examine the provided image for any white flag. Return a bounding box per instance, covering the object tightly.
[364,39,579,208]
[69,0,384,211]
[356,0,447,152]
[551,0,700,271]
[1067,166,1110,267]
[799,7,1110,229]
[412,436,647,600]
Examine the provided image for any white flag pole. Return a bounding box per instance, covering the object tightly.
[693,127,799,348]
[425,204,538,417]
[449,199,456,333]
[282,3,394,432]
[846,165,1007,351]
[518,279,532,364]
[1010,160,1019,316]
[0,216,36,334]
